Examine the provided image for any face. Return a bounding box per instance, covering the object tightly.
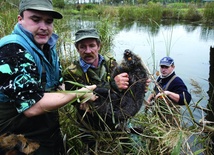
[76,39,100,67]
[18,10,54,48]
[160,65,175,77]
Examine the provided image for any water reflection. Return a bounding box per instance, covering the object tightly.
[68,17,214,43]
[117,19,214,42]
[200,26,214,41]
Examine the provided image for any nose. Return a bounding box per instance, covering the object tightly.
[39,21,48,30]
[84,46,91,53]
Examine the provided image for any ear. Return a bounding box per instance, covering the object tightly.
[97,43,101,50]
[17,15,22,22]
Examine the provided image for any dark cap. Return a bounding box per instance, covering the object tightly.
[19,0,63,19]
[160,56,174,66]
[75,28,100,43]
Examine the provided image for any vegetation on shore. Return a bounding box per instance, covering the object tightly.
[1,1,214,154]
[60,2,214,24]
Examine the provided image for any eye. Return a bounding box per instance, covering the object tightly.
[79,45,86,50]
[89,44,96,48]
[31,17,40,23]
[46,19,53,24]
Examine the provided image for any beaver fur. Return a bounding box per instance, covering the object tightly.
[92,49,148,128]
[0,133,39,155]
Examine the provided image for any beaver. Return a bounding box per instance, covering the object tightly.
[92,49,148,129]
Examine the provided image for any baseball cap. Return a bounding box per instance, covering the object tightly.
[75,28,100,43]
[159,56,174,66]
[19,0,63,19]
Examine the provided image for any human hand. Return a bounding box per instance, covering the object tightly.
[77,85,98,103]
[147,94,154,104]
[114,72,129,90]
[57,83,65,91]
[79,102,91,112]
[155,91,167,100]
[145,78,151,93]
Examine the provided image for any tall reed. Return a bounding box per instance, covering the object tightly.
[0,2,17,38]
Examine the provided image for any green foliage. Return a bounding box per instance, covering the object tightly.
[118,3,163,23]
[146,2,163,22]
[53,14,77,71]
[82,9,98,16]
[162,8,184,20]
[53,0,65,8]
[171,132,182,155]
[184,3,202,21]
[167,2,189,9]
[96,5,119,17]
[59,105,83,155]
[203,2,214,23]
[0,2,17,38]
[96,17,116,55]
[81,3,97,10]
[118,6,136,21]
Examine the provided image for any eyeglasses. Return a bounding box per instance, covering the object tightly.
[160,65,170,69]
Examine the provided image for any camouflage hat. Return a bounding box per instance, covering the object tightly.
[75,28,100,43]
[19,0,63,19]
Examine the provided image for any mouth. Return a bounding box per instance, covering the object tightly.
[37,33,48,38]
[124,49,133,61]
[84,55,94,61]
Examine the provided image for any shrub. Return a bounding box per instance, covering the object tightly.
[146,2,163,22]
[203,2,214,23]
[53,0,65,8]
[184,3,202,21]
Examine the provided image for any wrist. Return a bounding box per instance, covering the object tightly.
[164,91,169,96]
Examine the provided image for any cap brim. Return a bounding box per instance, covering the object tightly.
[160,63,171,66]
[26,7,63,19]
[75,36,100,43]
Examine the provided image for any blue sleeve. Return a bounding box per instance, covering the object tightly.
[0,44,44,113]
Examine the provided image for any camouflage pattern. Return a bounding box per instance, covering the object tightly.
[63,53,117,90]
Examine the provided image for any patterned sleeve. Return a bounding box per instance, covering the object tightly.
[0,43,44,113]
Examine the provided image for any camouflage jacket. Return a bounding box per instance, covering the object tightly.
[63,53,118,90]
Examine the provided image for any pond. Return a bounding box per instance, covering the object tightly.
[68,18,214,122]
[64,17,214,154]
[111,20,214,122]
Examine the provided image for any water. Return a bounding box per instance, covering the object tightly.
[69,18,214,120]
[67,18,214,153]
[112,21,214,116]
[68,18,214,121]
[111,21,214,154]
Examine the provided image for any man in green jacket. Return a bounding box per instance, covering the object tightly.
[63,28,144,154]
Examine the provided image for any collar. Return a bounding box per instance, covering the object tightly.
[79,54,104,73]
[160,70,175,79]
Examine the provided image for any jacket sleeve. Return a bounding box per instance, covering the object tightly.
[169,77,192,105]
[0,43,44,113]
